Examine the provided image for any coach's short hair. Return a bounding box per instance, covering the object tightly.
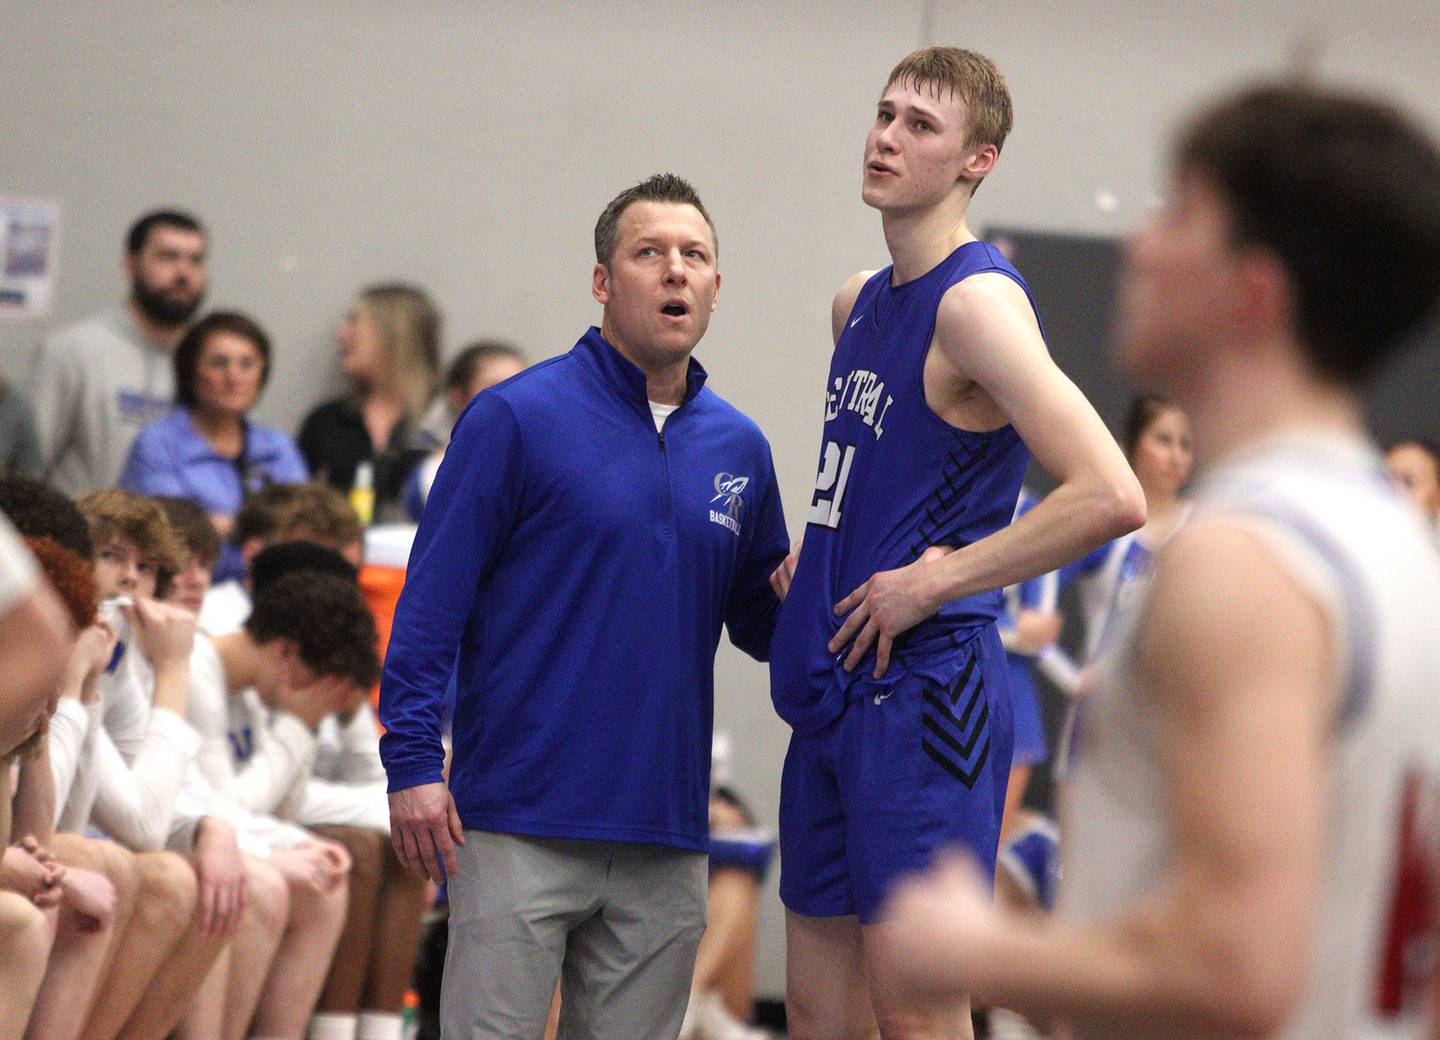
[1177,82,1440,385]
[594,173,717,264]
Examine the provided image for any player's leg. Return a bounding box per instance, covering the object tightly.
[81,850,197,1040]
[1000,766,1030,843]
[785,911,874,1040]
[114,869,231,1040]
[250,863,350,1039]
[357,835,429,1034]
[26,873,120,1040]
[442,832,586,1040]
[558,841,706,1040]
[29,837,138,1040]
[180,943,231,1040]
[312,823,386,1032]
[0,891,51,1040]
[779,722,874,1040]
[205,854,289,1040]
[848,629,1015,1040]
[693,867,761,1014]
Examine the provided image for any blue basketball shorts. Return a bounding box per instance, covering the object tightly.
[779,625,1014,924]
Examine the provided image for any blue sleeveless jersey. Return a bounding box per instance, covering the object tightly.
[771,241,1038,734]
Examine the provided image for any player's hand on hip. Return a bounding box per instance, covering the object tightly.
[830,551,948,679]
[389,782,465,884]
[770,537,804,600]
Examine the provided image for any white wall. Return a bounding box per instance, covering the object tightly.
[3,0,1437,998]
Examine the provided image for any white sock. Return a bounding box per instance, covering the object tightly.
[308,1012,358,1040]
[356,1011,404,1040]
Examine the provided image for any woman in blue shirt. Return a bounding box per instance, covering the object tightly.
[120,311,308,580]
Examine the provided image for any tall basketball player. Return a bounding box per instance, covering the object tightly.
[769,48,1144,1040]
[877,82,1440,1040]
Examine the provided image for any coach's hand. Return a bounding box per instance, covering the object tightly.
[830,546,953,679]
[769,538,804,601]
[389,782,464,883]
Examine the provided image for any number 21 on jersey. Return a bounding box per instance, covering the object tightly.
[809,440,855,529]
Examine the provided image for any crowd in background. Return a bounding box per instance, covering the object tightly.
[0,206,1438,1040]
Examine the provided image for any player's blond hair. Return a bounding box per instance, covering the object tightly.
[885,47,1013,155]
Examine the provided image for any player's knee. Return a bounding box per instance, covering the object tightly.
[99,840,141,912]
[324,871,350,918]
[872,1010,935,1040]
[286,870,349,929]
[0,890,52,968]
[785,996,863,1040]
[135,850,198,926]
[246,858,290,935]
[335,825,385,887]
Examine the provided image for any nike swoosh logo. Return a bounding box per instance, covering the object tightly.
[874,690,893,705]
[850,315,864,328]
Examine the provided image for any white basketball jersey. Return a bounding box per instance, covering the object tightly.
[1063,430,1440,1040]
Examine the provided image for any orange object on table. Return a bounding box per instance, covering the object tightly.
[359,525,417,716]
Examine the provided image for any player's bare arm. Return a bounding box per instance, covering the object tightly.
[831,271,1145,675]
[830,271,875,345]
[875,522,1330,1037]
[770,271,879,602]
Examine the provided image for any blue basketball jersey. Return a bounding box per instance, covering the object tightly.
[771,241,1038,734]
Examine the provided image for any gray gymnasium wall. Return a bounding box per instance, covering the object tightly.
[4,0,1438,999]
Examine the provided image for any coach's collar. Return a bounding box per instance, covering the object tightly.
[575,326,708,408]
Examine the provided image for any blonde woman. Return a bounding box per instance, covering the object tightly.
[298,284,441,522]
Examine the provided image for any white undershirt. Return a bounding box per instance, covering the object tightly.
[649,400,678,433]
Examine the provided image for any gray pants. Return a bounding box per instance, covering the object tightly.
[442,831,708,1040]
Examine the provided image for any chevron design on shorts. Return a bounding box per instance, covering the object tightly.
[920,652,990,789]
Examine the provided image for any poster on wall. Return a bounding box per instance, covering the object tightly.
[0,197,61,318]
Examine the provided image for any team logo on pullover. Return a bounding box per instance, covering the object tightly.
[709,473,749,535]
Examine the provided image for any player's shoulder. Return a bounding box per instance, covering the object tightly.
[1143,518,1326,667]
[835,269,880,303]
[937,268,1031,321]
[834,268,880,306]
[933,267,1043,370]
[832,269,881,338]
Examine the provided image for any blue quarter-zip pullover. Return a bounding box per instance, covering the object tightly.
[379,327,788,852]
